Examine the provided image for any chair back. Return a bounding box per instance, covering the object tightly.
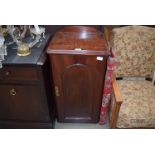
[112,26,155,78]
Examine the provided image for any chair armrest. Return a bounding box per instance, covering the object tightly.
[110,75,123,128]
[112,75,123,104]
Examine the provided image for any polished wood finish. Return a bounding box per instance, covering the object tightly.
[0,65,54,128]
[0,84,50,121]
[110,75,123,128]
[0,67,38,81]
[47,26,108,55]
[0,35,55,128]
[45,25,102,35]
[47,26,108,123]
[60,26,99,32]
[50,55,107,122]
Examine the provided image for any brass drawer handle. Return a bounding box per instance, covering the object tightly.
[55,86,60,97]
[10,89,17,96]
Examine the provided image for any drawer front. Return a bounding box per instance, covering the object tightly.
[0,84,50,122]
[0,67,38,81]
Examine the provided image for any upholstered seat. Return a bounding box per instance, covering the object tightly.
[107,25,155,128]
[116,80,155,128]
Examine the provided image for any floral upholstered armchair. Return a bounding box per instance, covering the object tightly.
[106,26,155,128]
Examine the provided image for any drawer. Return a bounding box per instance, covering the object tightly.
[0,67,38,81]
[0,84,50,122]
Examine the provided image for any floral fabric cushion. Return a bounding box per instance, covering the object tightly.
[116,80,155,128]
[112,26,155,78]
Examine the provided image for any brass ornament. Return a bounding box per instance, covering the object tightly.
[17,43,31,56]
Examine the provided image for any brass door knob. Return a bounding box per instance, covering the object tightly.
[10,89,17,96]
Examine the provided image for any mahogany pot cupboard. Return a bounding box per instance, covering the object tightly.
[47,26,109,123]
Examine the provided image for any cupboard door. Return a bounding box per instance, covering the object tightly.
[0,84,50,122]
[51,55,107,123]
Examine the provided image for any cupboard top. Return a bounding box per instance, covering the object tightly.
[47,26,109,55]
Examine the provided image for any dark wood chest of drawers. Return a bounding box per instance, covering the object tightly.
[47,26,109,123]
[0,35,55,128]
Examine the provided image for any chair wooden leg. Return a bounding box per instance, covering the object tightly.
[110,102,121,129]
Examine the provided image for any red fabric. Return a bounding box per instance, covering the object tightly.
[99,50,116,125]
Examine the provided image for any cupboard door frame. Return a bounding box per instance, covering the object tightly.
[50,54,107,123]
